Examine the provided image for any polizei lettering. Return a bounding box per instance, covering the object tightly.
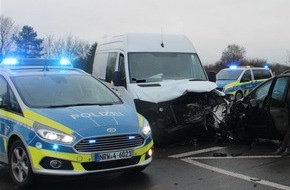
[70,112,124,119]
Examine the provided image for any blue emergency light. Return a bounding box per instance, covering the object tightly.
[0,58,73,69]
[1,58,18,65]
[229,65,238,69]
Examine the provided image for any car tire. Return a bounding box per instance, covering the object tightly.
[8,140,34,189]
[235,91,243,101]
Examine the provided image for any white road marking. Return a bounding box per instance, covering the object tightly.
[187,155,285,159]
[181,158,290,190]
[169,147,225,158]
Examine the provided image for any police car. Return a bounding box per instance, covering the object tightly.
[216,66,273,100]
[0,58,153,188]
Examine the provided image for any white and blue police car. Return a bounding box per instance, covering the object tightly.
[0,58,153,188]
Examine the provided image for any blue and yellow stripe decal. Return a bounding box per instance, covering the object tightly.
[23,109,73,134]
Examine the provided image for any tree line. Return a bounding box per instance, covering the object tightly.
[1,15,289,75]
[205,45,290,75]
[0,15,96,73]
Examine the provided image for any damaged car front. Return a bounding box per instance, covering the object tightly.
[130,79,228,146]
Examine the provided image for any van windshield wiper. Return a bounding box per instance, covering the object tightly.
[132,78,146,83]
[189,78,206,81]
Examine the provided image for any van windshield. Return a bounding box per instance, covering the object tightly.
[128,53,207,83]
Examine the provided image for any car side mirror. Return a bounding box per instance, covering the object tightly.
[249,99,257,107]
[208,71,216,82]
[112,71,122,86]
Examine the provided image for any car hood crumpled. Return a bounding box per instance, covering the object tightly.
[131,79,218,103]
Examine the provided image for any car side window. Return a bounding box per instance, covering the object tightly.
[0,77,8,107]
[271,77,289,107]
[253,80,272,101]
[0,77,21,114]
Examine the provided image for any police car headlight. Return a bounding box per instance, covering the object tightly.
[224,86,233,93]
[139,115,151,136]
[33,122,75,144]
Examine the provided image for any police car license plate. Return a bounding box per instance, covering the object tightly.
[96,150,133,162]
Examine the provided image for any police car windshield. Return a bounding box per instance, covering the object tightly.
[12,74,122,108]
[216,69,243,80]
[128,53,207,83]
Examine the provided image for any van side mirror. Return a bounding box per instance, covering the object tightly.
[112,71,122,86]
[208,71,216,82]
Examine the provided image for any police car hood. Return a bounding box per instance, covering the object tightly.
[26,104,140,137]
[131,79,218,103]
[216,80,235,88]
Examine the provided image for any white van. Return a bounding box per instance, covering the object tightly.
[92,33,225,145]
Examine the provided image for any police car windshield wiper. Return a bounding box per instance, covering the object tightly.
[45,103,113,108]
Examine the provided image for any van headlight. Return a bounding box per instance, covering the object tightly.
[33,122,75,144]
[138,115,151,136]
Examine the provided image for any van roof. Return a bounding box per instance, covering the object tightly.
[97,33,196,53]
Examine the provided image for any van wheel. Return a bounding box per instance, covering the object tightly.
[8,140,34,189]
[235,91,243,101]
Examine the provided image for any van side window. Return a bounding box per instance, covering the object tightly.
[253,69,271,80]
[241,70,251,82]
[118,53,126,87]
[93,52,118,82]
[92,53,107,80]
[105,52,118,83]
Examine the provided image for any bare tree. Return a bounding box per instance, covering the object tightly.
[0,15,18,59]
[43,35,90,60]
[286,50,290,69]
[220,44,246,67]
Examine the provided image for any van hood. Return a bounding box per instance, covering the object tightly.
[216,80,235,88]
[130,79,218,103]
[25,104,140,137]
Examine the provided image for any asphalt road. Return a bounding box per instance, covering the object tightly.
[1,139,290,190]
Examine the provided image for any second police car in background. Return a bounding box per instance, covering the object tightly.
[216,66,273,100]
[0,58,153,188]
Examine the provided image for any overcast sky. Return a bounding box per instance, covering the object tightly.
[1,0,290,65]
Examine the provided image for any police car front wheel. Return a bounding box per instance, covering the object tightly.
[8,140,34,189]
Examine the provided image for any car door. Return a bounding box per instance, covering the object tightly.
[0,76,8,162]
[245,79,274,135]
[268,76,290,136]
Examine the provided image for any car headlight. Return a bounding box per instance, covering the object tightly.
[33,122,75,144]
[223,86,234,93]
[138,115,151,136]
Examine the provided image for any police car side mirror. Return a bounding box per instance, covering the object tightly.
[112,71,122,86]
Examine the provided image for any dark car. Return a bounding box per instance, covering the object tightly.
[226,73,290,143]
